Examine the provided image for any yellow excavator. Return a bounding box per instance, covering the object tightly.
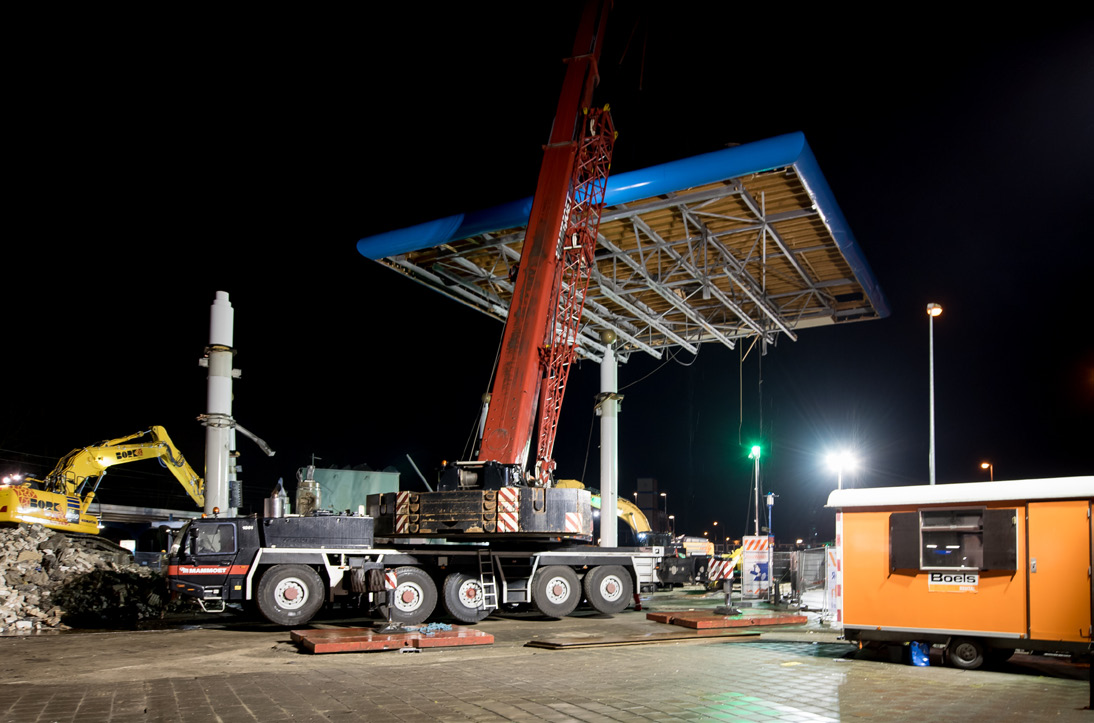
[0,426,204,535]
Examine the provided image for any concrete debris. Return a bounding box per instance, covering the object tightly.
[0,525,178,634]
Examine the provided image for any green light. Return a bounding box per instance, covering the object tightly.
[749,445,762,460]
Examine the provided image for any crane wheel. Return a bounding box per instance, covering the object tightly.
[442,572,490,624]
[583,565,633,614]
[381,566,437,625]
[531,565,580,618]
[256,564,325,627]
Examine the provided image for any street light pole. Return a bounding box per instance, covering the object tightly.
[927,303,943,485]
[980,461,994,482]
[749,445,762,537]
[826,451,856,491]
[660,492,668,533]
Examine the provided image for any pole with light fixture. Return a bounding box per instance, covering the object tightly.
[927,303,943,485]
[980,461,993,481]
[826,451,857,490]
[749,445,762,536]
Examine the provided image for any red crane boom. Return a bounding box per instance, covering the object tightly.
[443,0,614,491]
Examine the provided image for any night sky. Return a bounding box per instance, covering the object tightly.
[7,5,1092,545]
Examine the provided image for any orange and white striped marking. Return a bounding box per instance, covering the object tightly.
[498,488,520,533]
[384,570,398,590]
[394,491,411,534]
[742,536,769,551]
[565,512,582,534]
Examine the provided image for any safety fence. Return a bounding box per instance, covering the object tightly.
[766,547,833,618]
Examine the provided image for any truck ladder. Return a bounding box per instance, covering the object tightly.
[478,548,499,610]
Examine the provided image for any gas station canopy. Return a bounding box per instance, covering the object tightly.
[357,132,889,363]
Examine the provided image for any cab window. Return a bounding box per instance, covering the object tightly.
[195,524,236,554]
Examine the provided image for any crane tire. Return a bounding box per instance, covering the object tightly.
[442,572,491,624]
[381,566,437,625]
[531,565,580,618]
[256,564,325,627]
[583,565,633,614]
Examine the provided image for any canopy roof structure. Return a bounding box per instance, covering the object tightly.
[357,132,889,363]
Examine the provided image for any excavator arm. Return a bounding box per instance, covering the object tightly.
[5,426,205,534]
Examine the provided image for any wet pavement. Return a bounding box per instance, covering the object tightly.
[0,588,1088,721]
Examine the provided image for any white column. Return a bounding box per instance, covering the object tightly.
[598,331,618,547]
[204,291,235,517]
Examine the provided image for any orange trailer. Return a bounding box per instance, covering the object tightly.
[827,477,1093,669]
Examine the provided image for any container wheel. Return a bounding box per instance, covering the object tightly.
[442,572,490,623]
[256,564,325,626]
[947,637,985,670]
[531,565,580,618]
[582,565,633,614]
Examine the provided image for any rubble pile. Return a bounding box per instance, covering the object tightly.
[0,525,176,632]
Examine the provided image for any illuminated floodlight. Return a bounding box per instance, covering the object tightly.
[826,451,857,490]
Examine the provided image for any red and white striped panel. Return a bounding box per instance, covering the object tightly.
[708,560,733,581]
[395,491,411,534]
[497,487,520,533]
[384,569,398,590]
[396,491,410,512]
[564,512,582,534]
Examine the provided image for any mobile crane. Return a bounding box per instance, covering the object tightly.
[166,0,663,627]
[0,426,204,535]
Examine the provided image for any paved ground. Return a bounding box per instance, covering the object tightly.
[0,590,1088,722]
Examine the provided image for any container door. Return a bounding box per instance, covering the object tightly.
[1027,500,1092,643]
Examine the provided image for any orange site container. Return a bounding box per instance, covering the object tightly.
[826,476,1093,669]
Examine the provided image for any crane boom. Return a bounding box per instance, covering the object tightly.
[476,0,614,486]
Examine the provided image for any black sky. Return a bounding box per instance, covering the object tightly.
[7,5,1093,543]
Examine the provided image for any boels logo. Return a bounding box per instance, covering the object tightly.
[115,449,145,460]
[928,571,979,593]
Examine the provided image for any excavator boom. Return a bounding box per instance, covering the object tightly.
[0,426,204,535]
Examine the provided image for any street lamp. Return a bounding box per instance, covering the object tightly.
[826,450,857,490]
[748,445,762,536]
[660,492,668,532]
[980,461,994,482]
[668,514,675,536]
[927,303,943,485]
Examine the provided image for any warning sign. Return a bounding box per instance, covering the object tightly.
[927,572,979,593]
[741,535,770,597]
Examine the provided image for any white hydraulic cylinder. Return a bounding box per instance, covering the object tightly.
[598,332,618,547]
[204,291,236,517]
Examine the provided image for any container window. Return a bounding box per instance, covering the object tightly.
[888,508,1017,573]
[920,508,984,570]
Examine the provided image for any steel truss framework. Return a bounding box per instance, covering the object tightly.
[375,153,885,365]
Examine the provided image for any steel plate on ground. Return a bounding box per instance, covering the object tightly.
[525,629,759,649]
[647,610,809,629]
[291,626,494,654]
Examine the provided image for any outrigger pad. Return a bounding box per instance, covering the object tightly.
[290,625,494,654]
